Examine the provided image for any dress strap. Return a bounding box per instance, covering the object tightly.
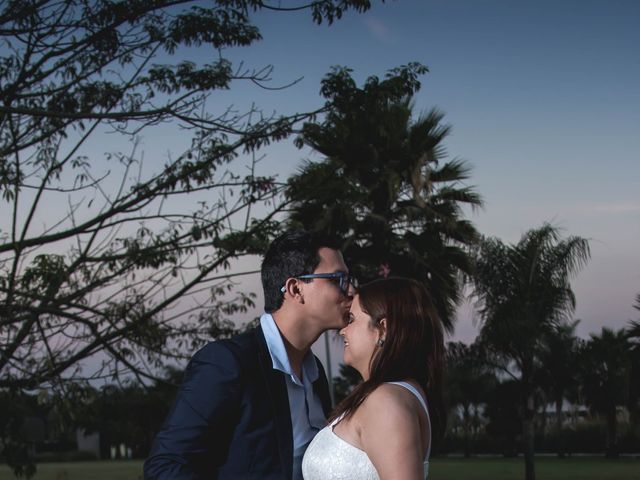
[386,381,432,459]
[329,413,344,427]
[386,381,429,415]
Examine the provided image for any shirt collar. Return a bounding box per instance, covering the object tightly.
[260,312,319,384]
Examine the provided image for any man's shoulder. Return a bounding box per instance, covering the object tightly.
[223,326,264,352]
[194,327,264,365]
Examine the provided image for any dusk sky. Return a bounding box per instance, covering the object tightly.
[6,0,638,376]
[202,0,640,345]
[144,0,639,344]
[150,0,639,369]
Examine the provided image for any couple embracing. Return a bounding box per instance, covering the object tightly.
[144,230,445,480]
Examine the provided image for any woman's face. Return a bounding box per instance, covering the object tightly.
[339,295,383,380]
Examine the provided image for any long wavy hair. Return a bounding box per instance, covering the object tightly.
[329,277,446,442]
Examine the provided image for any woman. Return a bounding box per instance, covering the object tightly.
[302,277,445,480]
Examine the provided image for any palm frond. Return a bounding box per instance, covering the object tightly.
[429,158,474,183]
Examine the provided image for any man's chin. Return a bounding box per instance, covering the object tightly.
[323,325,342,332]
[333,318,349,329]
[319,317,343,330]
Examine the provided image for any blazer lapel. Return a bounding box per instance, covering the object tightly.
[312,358,333,416]
[256,328,293,480]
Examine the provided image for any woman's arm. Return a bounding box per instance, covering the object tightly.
[358,384,428,480]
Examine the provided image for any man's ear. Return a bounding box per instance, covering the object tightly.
[283,278,304,304]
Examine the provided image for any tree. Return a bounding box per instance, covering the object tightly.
[445,341,496,457]
[627,294,640,429]
[579,327,632,458]
[472,224,590,480]
[0,0,383,389]
[77,376,177,459]
[0,1,387,475]
[535,320,581,457]
[286,65,482,331]
[332,363,362,404]
[484,380,523,457]
[0,389,41,478]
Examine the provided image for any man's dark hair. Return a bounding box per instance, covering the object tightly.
[261,230,341,312]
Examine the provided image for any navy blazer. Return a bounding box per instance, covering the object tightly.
[144,327,332,480]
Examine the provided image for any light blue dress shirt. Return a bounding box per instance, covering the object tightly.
[260,313,327,480]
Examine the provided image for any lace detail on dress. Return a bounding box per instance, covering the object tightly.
[301,419,380,480]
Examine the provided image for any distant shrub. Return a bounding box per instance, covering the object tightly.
[34,450,97,462]
[440,420,640,456]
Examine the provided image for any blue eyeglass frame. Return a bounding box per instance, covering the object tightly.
[279,272,356,294]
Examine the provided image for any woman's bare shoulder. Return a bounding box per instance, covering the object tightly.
[359,382,420,422]
[358,383,427,479]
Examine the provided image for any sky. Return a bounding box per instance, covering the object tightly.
[207,0,640,333]
[176,0,639,371]
[6,0,639,378]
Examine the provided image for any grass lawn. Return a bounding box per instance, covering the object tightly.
[0,457,639,480]
[0,461,143,480]
[430,457,640,480]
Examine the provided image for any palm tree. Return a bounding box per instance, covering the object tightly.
[535,321,581,457]
[484,379,523,457]
[287,66,482,331]
[579,327,631,458]
[625,294,640,434]
[446,341,497,457]
[472,224,590,480]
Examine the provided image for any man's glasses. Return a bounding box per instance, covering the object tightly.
[280,272,358,295]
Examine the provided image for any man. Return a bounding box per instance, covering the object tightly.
[144,230,354,479]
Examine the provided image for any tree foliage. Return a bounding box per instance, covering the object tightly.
[332,363,361,404]
[628,294,640,425]
[76,370,181,459]
[445,341,496,457]
[483,380,523,457]
[535,320,581,457]
[579,327,632,458]
[286,64,482,331]
[0,0,387,475]
[0,389,41,478]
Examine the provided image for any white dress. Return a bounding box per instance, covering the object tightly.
[301,381,431,480]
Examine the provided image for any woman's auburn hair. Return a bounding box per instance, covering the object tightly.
[328,277,446,442]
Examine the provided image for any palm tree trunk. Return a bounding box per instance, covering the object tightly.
[605,407,619,459]
[463,405,471,458]
[538,403,547,435]
[473,404,481,447]
[555,397,565,458]
[523,393,536,480]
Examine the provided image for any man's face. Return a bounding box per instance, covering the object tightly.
[301,247,353,331]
